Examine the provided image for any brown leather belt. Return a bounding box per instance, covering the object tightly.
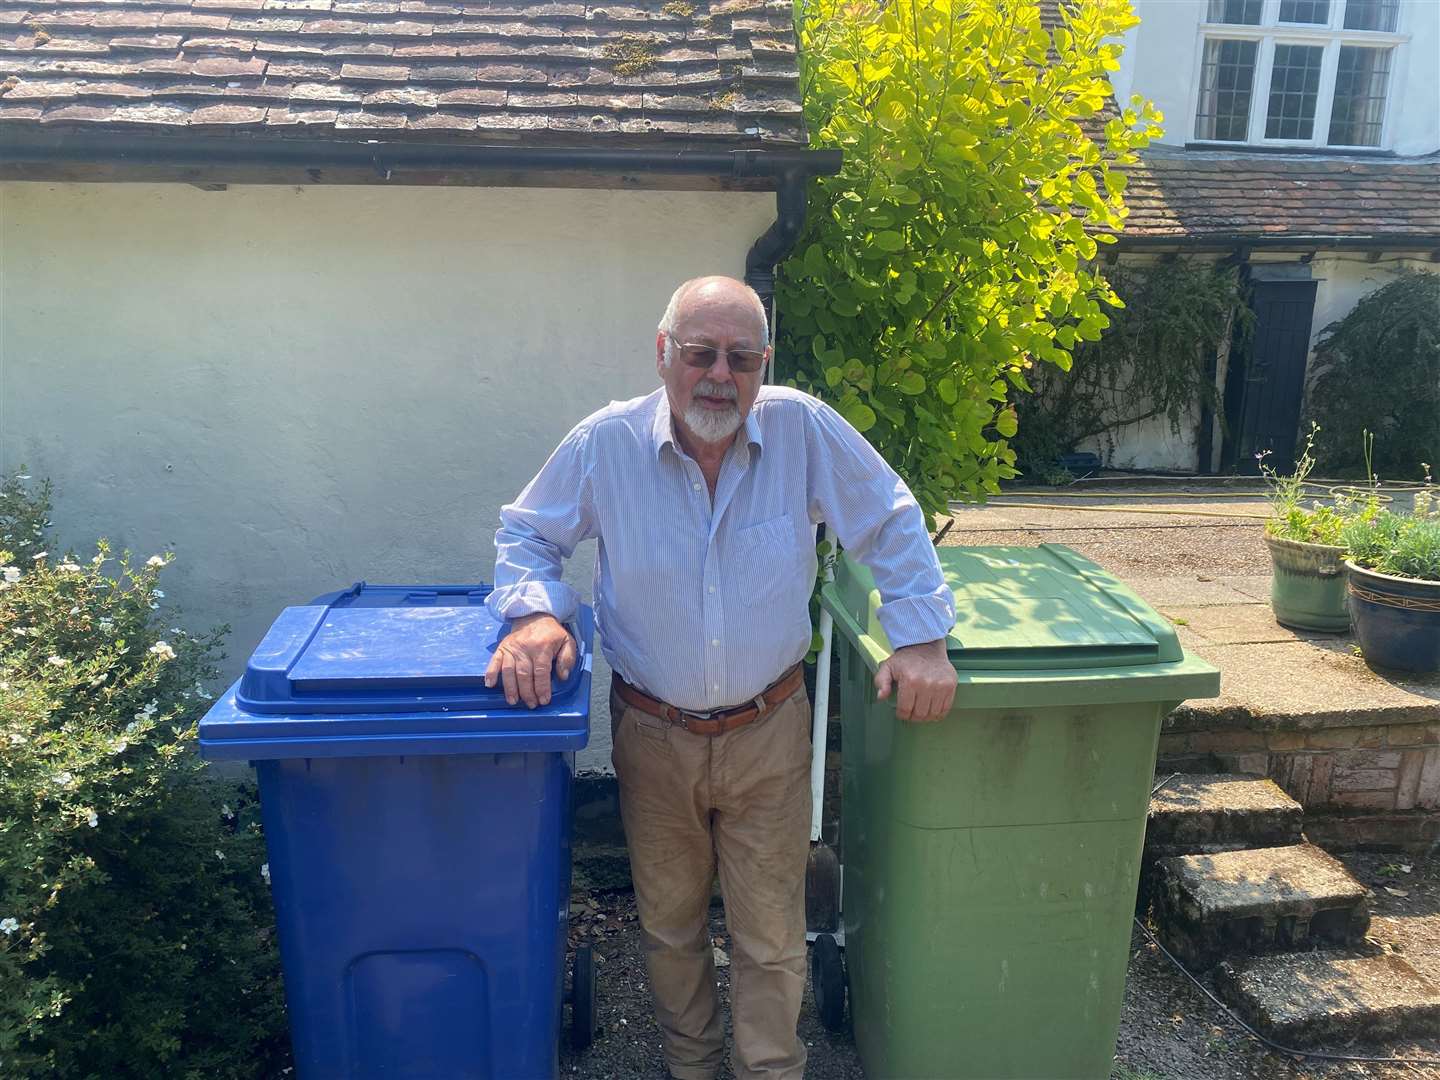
[612,663,805,737]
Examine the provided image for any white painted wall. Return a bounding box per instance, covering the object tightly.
[0,181,775,773]
[1117,0,1438,155]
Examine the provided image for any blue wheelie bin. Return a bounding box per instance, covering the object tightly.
[199,583,594,1080]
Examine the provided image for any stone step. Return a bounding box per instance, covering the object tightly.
[1218,951,1440,1046]
[1147,773,1304,856]
[1153,843,1370,968]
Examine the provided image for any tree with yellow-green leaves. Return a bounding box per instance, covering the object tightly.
[777,0,1162,520]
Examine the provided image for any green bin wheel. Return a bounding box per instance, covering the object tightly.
[811,933,846,1032]
[571,943,598,1050]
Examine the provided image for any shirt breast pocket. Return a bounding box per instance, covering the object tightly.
[735,515,804,609]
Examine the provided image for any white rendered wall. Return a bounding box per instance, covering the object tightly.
[1118,0,1438,155]
[0,181,775,772]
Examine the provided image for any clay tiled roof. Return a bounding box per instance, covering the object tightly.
[0,0,804,145]
[1119,149,1440,245]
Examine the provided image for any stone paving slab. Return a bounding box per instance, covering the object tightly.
[1218,951,1440,1045]
[1127,576,1261,608]
[1160,603,1347,646]
[1148,774,1304,852]
[1155,843,1371,967]
[1169,640,1440,732]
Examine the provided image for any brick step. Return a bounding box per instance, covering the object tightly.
[1153,843,1370,968]
[1218,951,1440,1046]
[1147,773,1304,855]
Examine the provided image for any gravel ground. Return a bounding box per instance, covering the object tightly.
[560,855,1440,1080]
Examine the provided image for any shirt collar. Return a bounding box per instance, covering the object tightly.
[651,389,765,460]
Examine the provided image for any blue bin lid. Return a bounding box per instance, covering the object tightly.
[199,583,593,761]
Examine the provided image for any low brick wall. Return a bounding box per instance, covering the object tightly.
[1159,720,1440,852]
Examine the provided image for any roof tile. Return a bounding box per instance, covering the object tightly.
[0,0,805,145]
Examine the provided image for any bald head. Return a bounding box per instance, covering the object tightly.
[658,276,769,363]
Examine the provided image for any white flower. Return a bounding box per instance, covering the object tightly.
[46,656,68,667]
[112,739,127,755]
[0,918,18,936]
[152,590,164,599]
[53,771,73,787]
[148,642,175,661]
[91,554,104,566]
[86,810,98,829]
[124,721,141,735]
[11,627,27,637]
[69,606,80,615]
[214,849,226,861]
[2,567,20,583]
[221,804,234,820]
[149,602,159,611]
[30,551,45,560]
[0,581,10,591]
[57,563,81,573]
[260,864,270,885]
[195,682,213,701]
[146,555,167,568]
[8,733,26,746]
[98,618,113,631]
[88,673,108,687]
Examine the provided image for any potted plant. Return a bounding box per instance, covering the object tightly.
[1341,481,1440,673]
[1260,426,1380,632]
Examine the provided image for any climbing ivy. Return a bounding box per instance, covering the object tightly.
[776,0,1161,520]
[1009,259,1251,476]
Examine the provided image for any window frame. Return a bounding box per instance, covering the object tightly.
[1189,0,1408,151]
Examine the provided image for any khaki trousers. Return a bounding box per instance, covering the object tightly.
[610,682,812,1080]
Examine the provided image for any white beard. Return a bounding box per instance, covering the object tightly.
[682,379,743,443]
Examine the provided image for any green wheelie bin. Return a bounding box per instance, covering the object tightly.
[817,544,1221,1080]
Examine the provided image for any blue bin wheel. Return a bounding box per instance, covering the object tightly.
[570,943,598,1051]
[811,933,846,1032]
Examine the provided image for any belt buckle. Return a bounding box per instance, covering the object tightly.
[674,706,716,733]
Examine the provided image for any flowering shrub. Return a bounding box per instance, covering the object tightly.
[1342,482,1440,583]
[0,474,287,1078]
[1261,425,1381,546]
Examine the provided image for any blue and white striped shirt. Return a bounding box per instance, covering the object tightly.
[488,385,954,712]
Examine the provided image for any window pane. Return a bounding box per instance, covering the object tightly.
[1207,0,1262,24]
[1265,44,1324,139]
[1343,0,1399,31]
[1329,45,1391,145]
[1196,39,1259,140]
[1279,0,1329,23]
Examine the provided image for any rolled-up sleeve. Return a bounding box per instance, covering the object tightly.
[487,425,596,623]
[803,400,955,650]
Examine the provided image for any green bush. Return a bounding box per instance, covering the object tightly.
[1305,271,1440,480]
[0,474,287,1079]
[1261,425,1381,546]
[776,0,1161,518]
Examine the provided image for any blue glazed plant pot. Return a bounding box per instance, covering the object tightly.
[1346,561,1440,674]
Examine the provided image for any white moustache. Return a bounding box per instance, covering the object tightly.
[695,379,738,401]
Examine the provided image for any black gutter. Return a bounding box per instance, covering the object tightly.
[1115,233,1440,252]
[744,165,813,328]
[0,127,839,183]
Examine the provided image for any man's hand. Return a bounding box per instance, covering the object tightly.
[874,638,957,723]
[484,613,578,708]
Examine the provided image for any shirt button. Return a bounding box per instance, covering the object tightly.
[713,683,720,692]
[707,585,716,594]
[692,482,702,491]
[711,638,720,647]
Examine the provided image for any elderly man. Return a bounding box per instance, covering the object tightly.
[484,276,957,1080]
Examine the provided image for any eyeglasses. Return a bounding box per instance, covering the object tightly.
[673,342,768,374]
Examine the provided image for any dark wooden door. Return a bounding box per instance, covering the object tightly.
[1224,279,1318,474]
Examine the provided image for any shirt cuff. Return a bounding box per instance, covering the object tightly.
[486,581,580,623]
[875,591,956,651]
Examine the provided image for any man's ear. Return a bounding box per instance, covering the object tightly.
[656,330,667,376]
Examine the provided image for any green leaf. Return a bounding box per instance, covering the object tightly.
[937,377,958,404]
[842,401,877,432]
[898,371,926,395]
[825,366,844,388]
[872,231,905,252]
[995,407,1018,438]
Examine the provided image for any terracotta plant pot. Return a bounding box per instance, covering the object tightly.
[1346,561,1440,674]
[1264,533,1349,632]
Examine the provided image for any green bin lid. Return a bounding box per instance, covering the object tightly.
[820,544,1220,708]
